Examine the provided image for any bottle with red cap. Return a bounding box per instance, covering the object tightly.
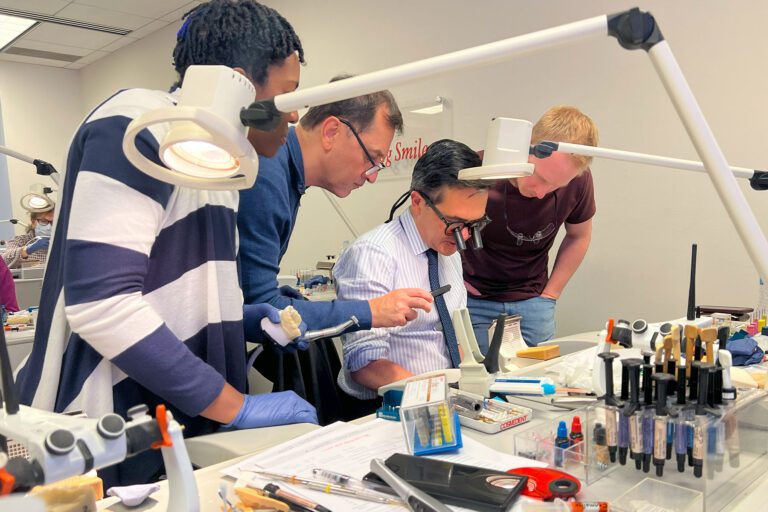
[569,416,584,461]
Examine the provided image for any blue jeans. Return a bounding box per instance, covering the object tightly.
[467,295,556,354]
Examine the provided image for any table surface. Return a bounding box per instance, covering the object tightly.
[91,333,768,511]
[96,396,768,511]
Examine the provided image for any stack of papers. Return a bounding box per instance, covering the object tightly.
[222,418,544,511]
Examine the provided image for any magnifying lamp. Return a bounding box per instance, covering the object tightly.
[122,66,260,191]
[20,183,55,213]
[0,146,59,186]
[458,118,534,180]
[122,7,768,280]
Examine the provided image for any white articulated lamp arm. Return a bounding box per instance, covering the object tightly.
[0,146,59,186]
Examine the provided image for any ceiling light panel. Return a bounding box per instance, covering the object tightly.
[0,13,37,51]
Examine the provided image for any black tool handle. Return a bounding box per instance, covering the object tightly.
[696,364,713,415]
[676,366,687,405]
[642,364,654,406]
[653,373,673,415]
[598,352,622,407]
[483,314,506,374]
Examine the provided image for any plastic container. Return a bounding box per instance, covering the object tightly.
[614,478,703,512]
[457,398,532,434]
[400,373,462,455]
[584,388,767,511]
[514,409,598,485]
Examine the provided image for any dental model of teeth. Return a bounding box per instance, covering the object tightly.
[260,306,303,346]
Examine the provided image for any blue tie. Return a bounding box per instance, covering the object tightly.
[426,249,461,368]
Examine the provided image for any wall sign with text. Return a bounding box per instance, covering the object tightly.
[379,96,453,181]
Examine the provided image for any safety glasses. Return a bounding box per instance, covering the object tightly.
[416,190,490,250]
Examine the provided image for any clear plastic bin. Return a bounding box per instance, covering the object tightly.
[615,478,703,512]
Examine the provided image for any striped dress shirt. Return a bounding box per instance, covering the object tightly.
[335,208,466,399]
[16,88,246,438]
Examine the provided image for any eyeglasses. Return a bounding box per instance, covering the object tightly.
[35,219,52,226]
[415,190,490,250]
[337,117,386,176]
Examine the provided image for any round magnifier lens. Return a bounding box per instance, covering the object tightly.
[163,141,240,179]
[29,196,49,209]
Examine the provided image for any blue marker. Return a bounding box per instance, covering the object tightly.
[554,420,570,467]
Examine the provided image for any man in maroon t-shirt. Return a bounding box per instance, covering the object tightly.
[462,106,598,351]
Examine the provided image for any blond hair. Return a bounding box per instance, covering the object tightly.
[531,105,599,172]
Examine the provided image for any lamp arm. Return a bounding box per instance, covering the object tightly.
[536,141,759,181]
[646,42,768,280]
[0,146,59,186]
[241,14,610,129]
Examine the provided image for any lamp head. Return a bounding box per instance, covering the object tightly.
[20,183,54,213]
[458,118,535,181]
[123,66,259,190]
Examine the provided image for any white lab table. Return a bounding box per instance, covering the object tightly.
[92,332,768,511]
[96,398,768,511]
[4,328,35,371]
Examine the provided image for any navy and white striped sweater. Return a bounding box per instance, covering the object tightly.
[16,88,247,437]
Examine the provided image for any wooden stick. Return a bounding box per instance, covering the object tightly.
[701,327,718,363]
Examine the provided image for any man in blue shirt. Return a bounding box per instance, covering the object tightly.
[238,83,434,336]
[238,83,435,422]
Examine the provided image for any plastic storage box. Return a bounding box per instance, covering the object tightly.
[400,373,462,455]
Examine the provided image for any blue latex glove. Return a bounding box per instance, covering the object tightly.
[25,236,50,255]
[287,320,310,352]
[269,319,309,353]
[278,285,306,301]
[243,303,309,352]
[243,303,281,343]
[224,391,318,429]
[304,275,329,289]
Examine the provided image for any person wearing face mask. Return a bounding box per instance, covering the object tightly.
[462,106,599,352]
[334,140,490,414]
[1,208,55,269]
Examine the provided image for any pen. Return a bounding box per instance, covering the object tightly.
[494,377,555,385]
[253,470,404,506]
[311,468,397,496]
[430,284,451,297]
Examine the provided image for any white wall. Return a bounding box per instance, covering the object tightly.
[8,0,766,339]
[0,61,82,231]
[79,23,179,114]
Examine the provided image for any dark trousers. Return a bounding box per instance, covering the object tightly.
[253,337,347,425]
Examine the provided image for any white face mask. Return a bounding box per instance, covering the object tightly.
[35,223,52,237]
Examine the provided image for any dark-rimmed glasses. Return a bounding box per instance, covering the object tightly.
[337,117,386,176]
[415,190,491,250]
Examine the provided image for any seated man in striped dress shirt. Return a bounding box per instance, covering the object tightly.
[335,139,492,413]
[16,0,316,485]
